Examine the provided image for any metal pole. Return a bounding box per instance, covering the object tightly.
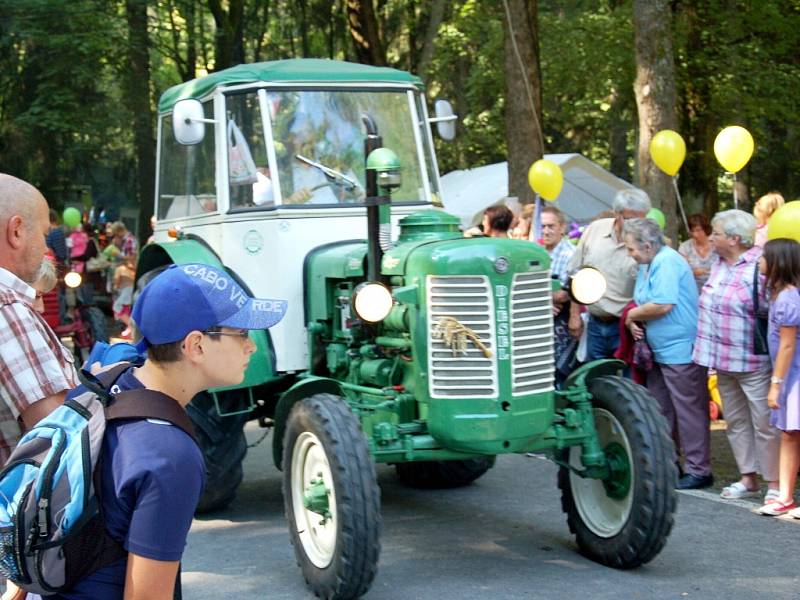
[363,115,384,282]
[732,172,738,210]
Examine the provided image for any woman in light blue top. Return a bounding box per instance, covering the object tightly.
[622,218,713,490]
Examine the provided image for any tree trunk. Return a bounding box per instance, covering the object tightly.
[297,0,310,57]
[125,0,156,245]
[346,0,386,65]
[608,86,631,181]
[208,0,245,70]
[185,0,197,79]
[633,0,679,241]
[502,0,543,206]
[416,0,447,80]
[678,0,718,218]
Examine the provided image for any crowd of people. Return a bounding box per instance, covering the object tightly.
[0,166,798,598]
[44,210,140,340]
[483,189,799,518]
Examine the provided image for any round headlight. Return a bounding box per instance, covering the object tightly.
[568,267,607,305]
[64,271,82,289]
[352,282,393,323]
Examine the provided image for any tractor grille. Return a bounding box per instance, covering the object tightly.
[427,276,498,398]
[510,271,555,395]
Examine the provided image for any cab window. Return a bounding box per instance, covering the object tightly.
[227,92,269,209]
[157,99,217,220]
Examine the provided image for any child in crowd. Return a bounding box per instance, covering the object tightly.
[68,225,89,273]
[102,242,121,294]
[753,192,785,247]
[112,255,136,339]
[758,238,800,517]
[3,263,286,600]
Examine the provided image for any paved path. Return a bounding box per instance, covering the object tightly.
[183,424,800,600]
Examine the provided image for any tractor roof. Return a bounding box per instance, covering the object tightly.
[158,59,425,113]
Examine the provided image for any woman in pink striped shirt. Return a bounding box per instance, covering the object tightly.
[693,210,780,502]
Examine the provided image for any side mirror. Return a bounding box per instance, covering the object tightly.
[430,100,457,141]
[172,99,214,145]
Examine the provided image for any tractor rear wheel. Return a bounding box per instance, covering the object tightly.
[187,390,249,514]
[283,394,381,600]
[395,457,496,489]
[558,375,677,568]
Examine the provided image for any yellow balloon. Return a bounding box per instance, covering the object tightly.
[714,126,754,173]
[527,159,563,201]
[649,130,686,176]
[767,200,800,242]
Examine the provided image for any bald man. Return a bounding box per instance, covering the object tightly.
[0,174,78,464]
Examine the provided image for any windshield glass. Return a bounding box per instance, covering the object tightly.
[266,89,430,206]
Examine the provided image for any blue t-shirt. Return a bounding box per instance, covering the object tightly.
[49,368,205,600]
[46,228,68,262]
[633,246,699,364]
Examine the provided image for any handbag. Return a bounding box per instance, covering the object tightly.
[632,335,655,371]
[86,256,111,273]
[227,119,258,186]
[752,263,769,355]
[84,238,108,272]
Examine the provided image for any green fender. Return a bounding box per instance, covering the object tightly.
[563,359,626,391]
[135,239,276,392]
[271,376,346,470]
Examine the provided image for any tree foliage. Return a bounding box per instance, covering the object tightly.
[0,0,798,228]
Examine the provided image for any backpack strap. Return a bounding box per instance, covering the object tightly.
[106,390,197,444]
[78,363,133,405]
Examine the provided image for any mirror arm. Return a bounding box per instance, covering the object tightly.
[427,114,458,124]
[185,117,218,124]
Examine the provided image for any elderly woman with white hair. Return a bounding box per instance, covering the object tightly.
[693,209,780,501]
[622,218,712,489]
[567,188,650,360]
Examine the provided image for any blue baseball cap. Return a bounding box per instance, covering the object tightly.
[132,264,287,352]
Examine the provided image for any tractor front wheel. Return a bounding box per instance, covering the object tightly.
[558,376,677,568]
[282,394,381,600]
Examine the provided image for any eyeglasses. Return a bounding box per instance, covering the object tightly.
[203,330,250,340]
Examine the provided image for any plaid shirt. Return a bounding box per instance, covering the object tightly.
[0,268,78,463]
[120,232,138,258]
[549,238,576,285]
[693,247,769,372]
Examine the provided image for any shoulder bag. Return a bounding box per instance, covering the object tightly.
[752,264,769,355]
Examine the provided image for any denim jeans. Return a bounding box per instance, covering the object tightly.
[585,316,621,361]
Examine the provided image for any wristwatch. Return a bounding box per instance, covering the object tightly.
[770,375,784,385]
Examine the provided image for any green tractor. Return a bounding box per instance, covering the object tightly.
[136,59,677,600]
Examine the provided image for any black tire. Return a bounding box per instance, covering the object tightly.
[187,390,249,514]
[133,264,170,304]
[395,456,496,489]
[558,376,677,569]
[282,394,381,600]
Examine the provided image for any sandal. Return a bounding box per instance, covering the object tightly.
[720,482,760,499]
[764,488,781,503]
[758,500,797,516]
[788,506,800,520]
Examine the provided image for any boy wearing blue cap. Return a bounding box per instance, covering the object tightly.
[8,264,286,600]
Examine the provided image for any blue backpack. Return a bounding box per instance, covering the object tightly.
[0,364,196,595]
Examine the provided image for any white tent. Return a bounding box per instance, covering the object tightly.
[440,153,637,228]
